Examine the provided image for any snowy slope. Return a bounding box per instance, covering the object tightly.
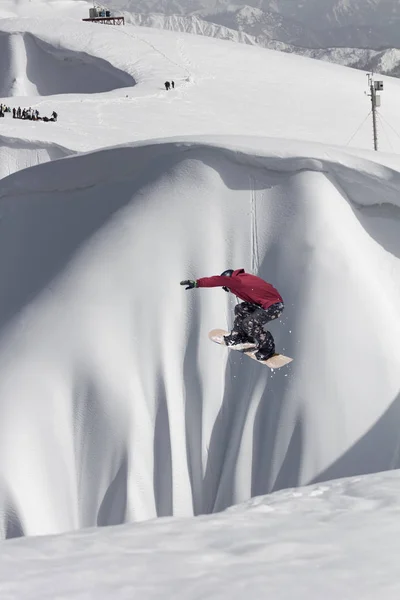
[1,1,400,543]
[2,470,400,599]
[1,135,400,538]
[0,135,72,179]
[122,12,400,78]
[2,17,400,162]
[94,1,400,74]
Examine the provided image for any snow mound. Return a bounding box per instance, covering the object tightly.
[0,135,72,179]
[0,31,135,97]
[0,135,400,538]
[2,469,400,599]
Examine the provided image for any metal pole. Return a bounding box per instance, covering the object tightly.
[368,73,378,151]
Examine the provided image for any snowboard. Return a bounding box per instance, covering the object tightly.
[208,328,293,369]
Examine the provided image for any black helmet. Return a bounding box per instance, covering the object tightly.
[220,269,234,277]
[221,269,233,292]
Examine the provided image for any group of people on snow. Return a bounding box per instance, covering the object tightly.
[0,104,58,122]
[164,81,175,90]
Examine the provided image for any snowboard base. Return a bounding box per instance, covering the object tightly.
[209,328,293,369]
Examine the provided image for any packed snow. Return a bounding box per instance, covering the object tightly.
[2,470,400,599]
[1,1,400,598]
[2,14,400,161]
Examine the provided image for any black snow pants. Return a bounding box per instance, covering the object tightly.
[226,301,284,356]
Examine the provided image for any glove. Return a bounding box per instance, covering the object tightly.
[180,280,197,290]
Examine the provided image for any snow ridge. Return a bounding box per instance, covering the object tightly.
[1,136,400,538]
[0,134,73,179]
[0,30,135,97]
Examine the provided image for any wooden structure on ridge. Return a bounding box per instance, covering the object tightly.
[82,6,125,25]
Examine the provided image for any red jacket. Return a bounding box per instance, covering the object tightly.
[196,269,283,310]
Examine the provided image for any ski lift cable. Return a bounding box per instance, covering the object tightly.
[345,111,372,147]
[377,112,400,145]
[376,112,395,153]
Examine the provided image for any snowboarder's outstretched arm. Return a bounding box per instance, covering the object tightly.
[180,276,232,290]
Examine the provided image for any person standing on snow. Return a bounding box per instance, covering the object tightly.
[180,268,284,360]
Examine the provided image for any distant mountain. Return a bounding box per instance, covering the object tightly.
[267,0,400,36]
[124,12,257,45]
[122,11,400,78]
[271,43,400,78]
[205,6,322,47]
[105,0,400,49]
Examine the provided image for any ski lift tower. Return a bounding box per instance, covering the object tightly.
[367,73,383,151]
[82,3,125,25]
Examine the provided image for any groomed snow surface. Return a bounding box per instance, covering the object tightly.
[2,471,400,600]
[1,2,400,598]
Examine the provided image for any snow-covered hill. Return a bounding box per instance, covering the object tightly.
[94,0,400,76]
[2,130,400,538]
[1,15,400,536]
[2,470,400,599]
[2,16,400,162]
[2,2,400,597]
[6,1,400,76]
[121,12,400,78]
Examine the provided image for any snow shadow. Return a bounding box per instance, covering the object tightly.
[203,353,259,513]
[183,294,205,515]
[0,182,138,334]
[352,202,400,260]
[153,374,173,517]
[24,34,135,96]
[250,235,306,495]
[0,31,135,97]
[0,32,12,97]
[327,171,400,260]
[73,375,128,529]
[0,146,190,334]
[311,389,400,485]
[0,137,72,180]
[97,454,128,527]
[4,502,24,540]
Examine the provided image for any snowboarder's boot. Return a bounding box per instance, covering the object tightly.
[224,333,250,347]
[224,332,256,352]
[254,349,276,361]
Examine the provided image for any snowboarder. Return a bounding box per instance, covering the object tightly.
[180,269,284,360]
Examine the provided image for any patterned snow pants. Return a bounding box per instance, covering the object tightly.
[226,301,284,355]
